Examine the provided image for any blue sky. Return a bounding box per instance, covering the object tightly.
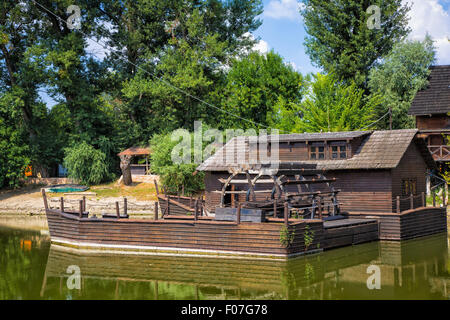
[252,0,450,74]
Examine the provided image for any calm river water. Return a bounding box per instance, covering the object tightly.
[0,225,449,300]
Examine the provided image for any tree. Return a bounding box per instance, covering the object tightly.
[220,51,305,130]
[368,36,436,129]
[274,73,381,133]
[63,142,111,185]
[99,0,263,140]
[150,132,204,195]
[301,0,410,87]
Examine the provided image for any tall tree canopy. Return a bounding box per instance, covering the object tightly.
[368,35,436,129]
[272,73,381,133]
[220,51,306,130]
[0,0,264,187]
[301,0,410,87]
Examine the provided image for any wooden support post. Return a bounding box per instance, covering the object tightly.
[124,198,128,216]
[154,201,158,220]
[443,187,446,206]
[273,199,277,218]
[396,196,400,213]
[410,193,414,210]
[154,180,159,196]
[116,201,120,218]
[318,196,322,219]
[166,195,170,216]
[194,199,199,221]
[284,202,289,227]
[83,196,86,212]
[60,197,64,212]
[236,203,241,225]
[200,199,204,217]
[432,189,436,207]
[41,189,48,211]
[79,200,83,218]
[421,192,425,207]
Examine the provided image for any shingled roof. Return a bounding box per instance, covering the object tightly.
[408,65,450,116]
[197,129,436,171]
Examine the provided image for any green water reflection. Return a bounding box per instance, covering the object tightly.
[0,226,449,299]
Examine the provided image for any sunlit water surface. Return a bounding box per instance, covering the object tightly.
[0,226,449,300]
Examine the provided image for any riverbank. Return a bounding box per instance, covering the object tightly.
[0,182,159,230]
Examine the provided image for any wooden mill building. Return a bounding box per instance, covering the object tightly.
[197,129,437,214]
[408,65,450,164]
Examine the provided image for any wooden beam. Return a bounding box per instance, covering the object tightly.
[281,178,336,185]
[284,202,289,227]
[79,200,83,218]
[236,203,241,225]
[42,189,48,211]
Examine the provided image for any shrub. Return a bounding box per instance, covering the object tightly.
[63,142,111,185]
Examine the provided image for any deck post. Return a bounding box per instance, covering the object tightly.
[194,199,199,221]
[284,202,289,227]
[41,189,48,211]
[318,196,322,219]
[396,196,400,213]
[236,203,241,225]
[79,200,83,218]
[166,195,170,216]
[189,195,192,208]
[124,198,128,216]
[410,193,414,210]
[273,199,277,218]
[154,201,158,220]
[83,196,86,213]
[60,197,64,212]
[154,180,159,196]
[421,192,425,207]
[442,187,446,206]
[116,201,120,218]
[432,189,436,207]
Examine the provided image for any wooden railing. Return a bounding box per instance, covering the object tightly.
[428,145,450,161]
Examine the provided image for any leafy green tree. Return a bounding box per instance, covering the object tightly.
[368,36,436,129]
[99,0,263,140]
[0,89,30,188]
[150,132,204,195]
[301,0,410,87]
[274,73,381,133]
[220,51,305,130]
[63,142,111,185]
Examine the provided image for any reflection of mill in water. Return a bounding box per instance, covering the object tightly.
[39,234,449,300]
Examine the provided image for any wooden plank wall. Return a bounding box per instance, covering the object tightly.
[46,209,324,257]
[391,143,428,212]
[330,170,393,212]
[322,221,379,250]
[346,207,447,241]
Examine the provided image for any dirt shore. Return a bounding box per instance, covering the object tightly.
[0,185,157,230]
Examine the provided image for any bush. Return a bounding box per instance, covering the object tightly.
[150,132,204,195]
[63,142,111,185]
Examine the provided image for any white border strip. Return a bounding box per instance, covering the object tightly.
[51,237,312,261]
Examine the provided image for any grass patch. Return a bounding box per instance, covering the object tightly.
[47,182,158,201]
[90,182,158,201]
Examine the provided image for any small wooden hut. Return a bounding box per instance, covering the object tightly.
[118,147,152,176]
